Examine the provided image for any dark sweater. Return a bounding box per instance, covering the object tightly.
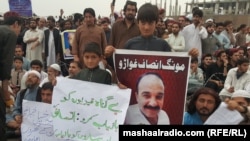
[0,25,17,80]
[124,35,171,51]
[72,66,112,85]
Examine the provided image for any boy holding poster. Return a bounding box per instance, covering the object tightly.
[105,3,199,58]
[108,3,199,124]
[72,42,112,85]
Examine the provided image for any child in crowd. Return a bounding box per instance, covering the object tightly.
[71,42,112,85]
[9,56,26,96]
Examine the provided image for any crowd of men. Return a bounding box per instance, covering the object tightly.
[1,0,250,140]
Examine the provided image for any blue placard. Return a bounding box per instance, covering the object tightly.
[9,0,32,17]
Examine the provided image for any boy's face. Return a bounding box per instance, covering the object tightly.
[83,52,101,69]
[41,89,53,104]
[138,21,156,37]
[31,65,42,73]
[190,61,198,70]
[14,60,23,69]
[203,56,212,66]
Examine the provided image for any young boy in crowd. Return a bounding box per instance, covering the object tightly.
[10,56,26,96]
[105,3,199,56]
[40,82,54,104]
[104,3,198,88]
[72,42,112,85]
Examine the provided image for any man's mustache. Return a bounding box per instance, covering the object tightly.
[144,105,160,110]
[199,107,209,112]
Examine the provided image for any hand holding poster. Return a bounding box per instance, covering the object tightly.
[114,49,191,125]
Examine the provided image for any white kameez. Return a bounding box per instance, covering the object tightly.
[181,24,208,63]
[46,31,56,67]
[23,29,44,62]
[165,33,185,52]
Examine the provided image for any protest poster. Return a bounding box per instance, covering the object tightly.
[61,30,75,60]
[8,0,32,17]
[52,77,131,141]
[114,49,191,124]
[204,102,244,125]
[21,100,64,141]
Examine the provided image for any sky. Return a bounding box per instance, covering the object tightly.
[0,0,191,18]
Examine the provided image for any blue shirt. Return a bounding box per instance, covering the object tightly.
[12,86,39,117]
[12,56,30,71]
[183,111,203,125]
[213,32,230,49]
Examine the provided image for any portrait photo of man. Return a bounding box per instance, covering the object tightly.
[124,72,170,125]
[61,30,75,59]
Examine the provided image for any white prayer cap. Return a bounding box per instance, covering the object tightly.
[205,18,213,23]
[186,13,192,21]
[232,90,250,99]
[50,64,61,72]
[27,70,41,79]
